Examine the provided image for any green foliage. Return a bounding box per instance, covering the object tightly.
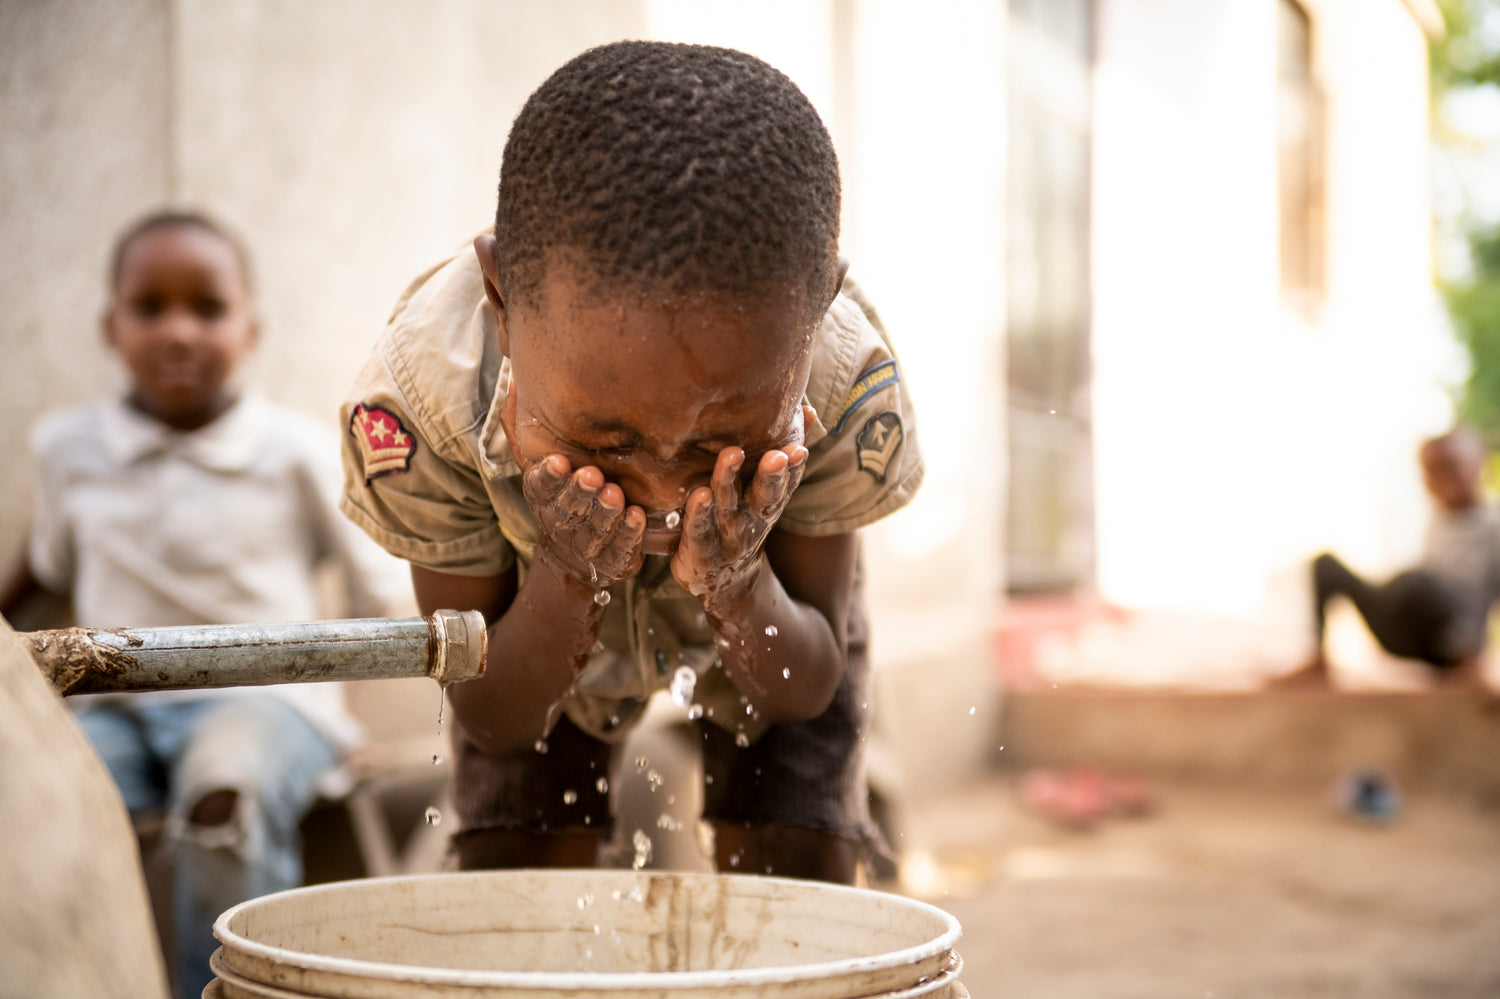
[1444,236,1500,436]
[1432,0,1500,91]
[1433,0,1500,442]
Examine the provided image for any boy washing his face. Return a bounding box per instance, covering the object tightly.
[340,41,922,883]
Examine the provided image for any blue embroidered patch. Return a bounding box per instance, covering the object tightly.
[828,360,899,436]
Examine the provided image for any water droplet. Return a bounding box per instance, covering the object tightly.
[431,754,443,766]
[656,813,683,831]
[664,510,681,530]
[436,687,445,725]
[563,789,578,805]
[705,774,714,784]
[782,668,791,679]
[764,625,778,637]
[594,590,611,606]
[591,640,605,654]
[596,776,609,793]
[424,806,442,826]
[634,756,648,772]
[728,851,740,867]
[735,732,750,748]
[631,829,653,870]
[687,704,704,720]
[534,739,549,754]
[968,706,976,716]
[669,665,697,708]
[745,703,753,715]
[647,769,664,792]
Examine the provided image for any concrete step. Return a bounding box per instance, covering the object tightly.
[998,688,1500,790]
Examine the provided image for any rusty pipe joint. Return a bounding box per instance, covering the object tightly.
[428,608,487,687]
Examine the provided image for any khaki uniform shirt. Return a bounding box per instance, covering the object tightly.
[340,242,923,742]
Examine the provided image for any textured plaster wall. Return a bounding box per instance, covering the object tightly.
[0,0,646,568]
[0,0,174,564]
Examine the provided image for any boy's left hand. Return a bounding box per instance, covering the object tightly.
[671,443,809,607]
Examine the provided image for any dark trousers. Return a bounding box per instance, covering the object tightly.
[1312,553,1473,669]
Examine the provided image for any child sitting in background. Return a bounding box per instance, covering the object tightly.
[339,41,923,884]
[0,210,403,999]
[1282,427,1499,689]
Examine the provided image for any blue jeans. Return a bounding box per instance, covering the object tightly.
[77,695,338,999]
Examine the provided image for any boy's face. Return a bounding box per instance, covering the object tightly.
[1420,439,1481,511]
[105,225,257,430]
[496,260,815,556]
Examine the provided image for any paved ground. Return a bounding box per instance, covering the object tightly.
[891,774,1500,999]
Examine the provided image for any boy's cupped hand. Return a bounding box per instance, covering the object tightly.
[523,455,645,589]
[671,443,808,606]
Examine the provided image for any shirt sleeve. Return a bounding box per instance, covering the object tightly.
[338,345,515,578]
[778,279,925,537]
[285,417,415,619]
[26,415,75,593]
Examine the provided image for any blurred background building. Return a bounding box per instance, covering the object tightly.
[0,0,1456,791]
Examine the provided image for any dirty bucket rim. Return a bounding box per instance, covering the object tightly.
[214,869,962,991]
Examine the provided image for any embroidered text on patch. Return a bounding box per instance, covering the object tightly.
[351,404,417,483]
[856,411,904,482]
[828,359,899,436]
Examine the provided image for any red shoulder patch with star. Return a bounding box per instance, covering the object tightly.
[350,404,417,483]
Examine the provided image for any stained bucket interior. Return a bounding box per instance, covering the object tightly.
[212,869,962,998]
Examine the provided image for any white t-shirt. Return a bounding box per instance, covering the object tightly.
[28,393,410,750]
[1420,502,1500,603]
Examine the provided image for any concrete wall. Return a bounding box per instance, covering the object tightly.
[1091,0,1447,631]
[0,0,174,563]
[0,0,647,566]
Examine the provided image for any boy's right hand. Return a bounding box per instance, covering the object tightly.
[522,454,645,589]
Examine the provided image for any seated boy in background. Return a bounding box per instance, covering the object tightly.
[1284,427,1499,689]
[340,41,923,883]
[1,211,403,998]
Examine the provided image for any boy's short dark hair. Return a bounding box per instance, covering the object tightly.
[109,209,252,291]
[496,40,841,324]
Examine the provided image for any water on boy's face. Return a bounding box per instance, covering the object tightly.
[499,264,815,554]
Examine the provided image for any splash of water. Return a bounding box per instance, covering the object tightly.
[594,590,611,606]
[668,665,697,708]
[424,806,441,826]
[631,829,653,870]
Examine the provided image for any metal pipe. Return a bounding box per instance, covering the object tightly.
[20,609,487,696]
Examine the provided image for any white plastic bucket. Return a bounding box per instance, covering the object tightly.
[206,869,965,999]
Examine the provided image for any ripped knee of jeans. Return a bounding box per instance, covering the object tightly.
[189,788,239,826]
[176,786,248,850]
